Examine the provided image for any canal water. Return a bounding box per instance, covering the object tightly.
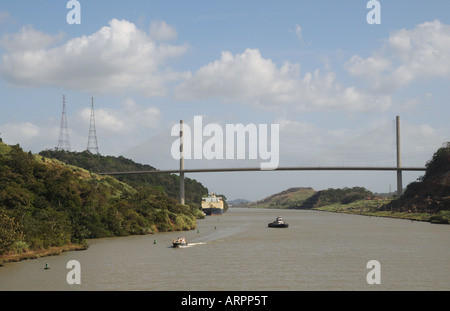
[0,208,448,291]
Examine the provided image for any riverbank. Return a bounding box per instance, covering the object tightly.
[0,243,88,266]
[0,209,205,266]
[313,199,450,224]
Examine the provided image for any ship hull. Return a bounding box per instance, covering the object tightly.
[202,207,224,216]
[268,223,289,228]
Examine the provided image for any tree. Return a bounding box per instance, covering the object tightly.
[0,211,24,255]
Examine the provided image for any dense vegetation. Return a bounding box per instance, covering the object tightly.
[309,144,450,224]
[0,142,207,257]
[243,187,316,209]
[383,143,450,223]
[299,187,374,209]
[241,186,374,210]
[39,149,207,206]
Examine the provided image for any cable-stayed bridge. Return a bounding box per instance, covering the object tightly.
[99,116,427,204]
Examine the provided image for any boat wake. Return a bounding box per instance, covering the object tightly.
[193,224,247,244]
[171,225,247,248]
[186,242,208,246]
[171,242,207,248]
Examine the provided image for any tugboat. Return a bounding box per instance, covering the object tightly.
[268,216,289,228]
[172,237,187,247]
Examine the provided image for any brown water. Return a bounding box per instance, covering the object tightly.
[0,208,448,291]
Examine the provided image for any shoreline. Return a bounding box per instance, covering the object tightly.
[0,243,88,266]
[0,211,205,266]
[312,207,449,224]
[2,207,447,266]
[238,203,449,224]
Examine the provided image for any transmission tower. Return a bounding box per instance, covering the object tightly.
[56,95,71,151]
[86,97,99,154]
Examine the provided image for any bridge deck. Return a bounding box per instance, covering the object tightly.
[99,166,426,175]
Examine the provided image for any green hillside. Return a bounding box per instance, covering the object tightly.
[0,141,205,260]
[242,186,374,210]
[308,144,450,224]
[38,149,207,206]
[299,187,374,209]
[244,187,316,209]
[383,143,450,223]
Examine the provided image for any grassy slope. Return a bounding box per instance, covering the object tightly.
[243,187,316,209]
[314,198,450,223]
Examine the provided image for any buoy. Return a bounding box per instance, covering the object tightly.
[44,263,50,270]
[197,229,199,233]
[153,240,157,244]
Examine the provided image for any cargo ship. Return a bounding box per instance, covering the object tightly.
[201,193,224,216]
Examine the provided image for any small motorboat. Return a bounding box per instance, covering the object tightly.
[268,216,289,228]
[172,237,188,247]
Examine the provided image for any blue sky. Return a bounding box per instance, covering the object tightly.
[1,1,450,201]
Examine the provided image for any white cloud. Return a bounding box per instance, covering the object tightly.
[149,21,178,41]
[0,10,13,24]
[1,25,65,51]
[294,24,303,44]
[78,98,161,135]
[0,121,40,142]
[0,121,63,153]
[0,98,162,154]
[0,19,189,96]
[274,116,447,168]
[346,20,450,92]
[175,48,391,112]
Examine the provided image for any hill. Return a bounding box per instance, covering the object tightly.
[310,144,449,224]
[383,143,450,223]
[228,199,252,206]
[243,187,316,209]
[0,141,205,260]
[299,187,374,209]
[242,186,375,210]
[38,149,207,206]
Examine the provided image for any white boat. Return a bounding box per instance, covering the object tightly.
[172,237,187,247]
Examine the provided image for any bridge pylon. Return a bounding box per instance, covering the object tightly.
[396,116,403,197]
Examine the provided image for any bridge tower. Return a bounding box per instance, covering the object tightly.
[179,120,185,205]
[396,115,403,197]
[56,95,71,151]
